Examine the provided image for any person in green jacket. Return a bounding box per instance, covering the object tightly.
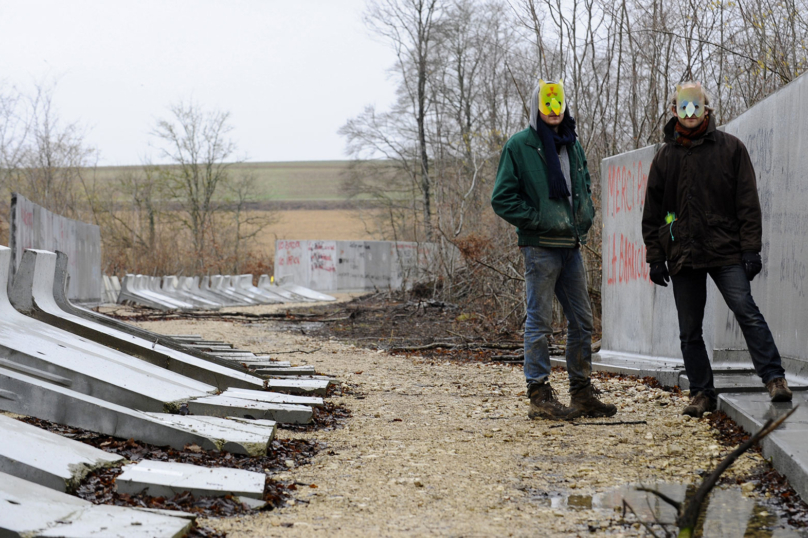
[491,79,616,420]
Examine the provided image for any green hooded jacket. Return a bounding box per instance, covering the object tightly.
[490,84,595,248]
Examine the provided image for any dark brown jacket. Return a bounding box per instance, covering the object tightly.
[642,114,762,275]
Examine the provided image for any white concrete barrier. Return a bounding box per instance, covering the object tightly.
[275,239,439,292]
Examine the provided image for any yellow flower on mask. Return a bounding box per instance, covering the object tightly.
[538,79,566,116]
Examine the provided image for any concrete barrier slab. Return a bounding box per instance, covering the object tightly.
[263,378,330,395]
[51,255,252,376]
[252,366,317,376]
[0,414,123,492]
[0,368,281,454]
[0,470,192,538]
[116,459,265,500]
[12,249,268,393]
[186,396,312,423]
[142,414,275,455]
[279,283,336,302]
[257,276,310,301]
[221,387,323,407]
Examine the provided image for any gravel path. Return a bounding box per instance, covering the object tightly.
[135,311,771,537]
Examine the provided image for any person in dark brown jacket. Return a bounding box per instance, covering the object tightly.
[641,82,791,418]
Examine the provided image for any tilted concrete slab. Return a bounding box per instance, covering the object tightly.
[116,459,265,500]
[118,274,171,310]
[279,282,336,302]
[0,471,192,538]
[235,274,287,303]
[263,377,330,395]
[258,275,310,301]
[161,276,220,310]
[250,365,316,376]
[187,396,312,423]
[51,253,253,376]
[210,275,258,305]
[0,414,123,492]
[0,251,214,411]
[0,368,226,452]
[143,414,276,455]
[12,249,269,392]
[180,276,239,307]
[221,387,323,407]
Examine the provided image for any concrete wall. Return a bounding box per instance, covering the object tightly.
[600,72,808,373]
[9,193,101,303]
[275,240,438,292]
[713,74,808,371]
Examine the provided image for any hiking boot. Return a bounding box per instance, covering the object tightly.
[527,383,573,421]
[568,385,617,419]
[682,392,716,418]
[766,378,793,402]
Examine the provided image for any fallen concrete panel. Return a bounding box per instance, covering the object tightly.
[161,276,220,310]
[187,396,313,423]
[0,470,192,538]
[0,414,123,492]
[11,249,269,392]
[279,282,336,302]
[118,274,171,310]
[257,275,310,301]
[0,254,214,411]
[252,365,317,376]
[221,387,323,407]
[117,459,265,500]
[142,414,275,455]
[211,275,258,305]
[263,377,330,395]
[0,367,223,451]
[51,253,253,376]
[236,274,288,303]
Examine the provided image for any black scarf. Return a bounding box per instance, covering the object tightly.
[535,113,578,199]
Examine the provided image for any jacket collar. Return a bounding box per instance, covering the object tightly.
[663,113,717,145]
[524,126,547,163]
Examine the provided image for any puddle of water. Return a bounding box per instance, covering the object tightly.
[528,483,803,536]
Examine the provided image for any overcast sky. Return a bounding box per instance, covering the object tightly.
[0,0,399,165]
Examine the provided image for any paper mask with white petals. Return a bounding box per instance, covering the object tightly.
[676,83,706,119]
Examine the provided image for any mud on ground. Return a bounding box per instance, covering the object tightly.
[128,293,806,537]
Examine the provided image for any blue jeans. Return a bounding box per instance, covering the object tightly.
[671,265,785,400]
[523,246,593,393]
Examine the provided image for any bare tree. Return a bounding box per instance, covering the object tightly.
[364,0,445,241]
[151,101,237,271]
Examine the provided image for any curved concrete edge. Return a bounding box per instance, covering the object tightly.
[14,249,266,393]
[53,252,255,377]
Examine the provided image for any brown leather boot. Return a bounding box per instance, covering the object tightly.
[766,378,793,402]
[682,392,716,418]
[568,385,617,419]
[527,383,573,421]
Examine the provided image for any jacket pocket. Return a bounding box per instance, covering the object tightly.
[706,213,741,257]
[657,221,681,261]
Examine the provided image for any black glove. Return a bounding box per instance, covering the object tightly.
[742,251,762,281]
[649,262,670,287]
